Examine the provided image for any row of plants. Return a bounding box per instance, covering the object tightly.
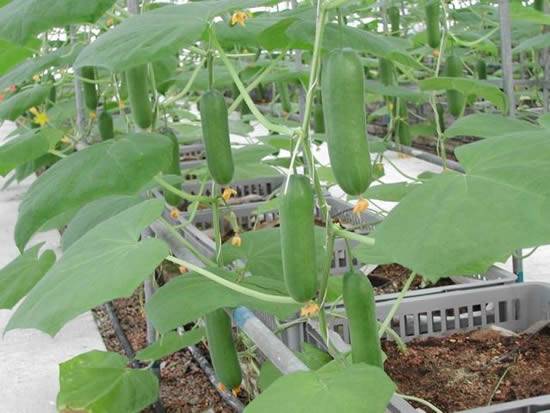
[0,0,550,412]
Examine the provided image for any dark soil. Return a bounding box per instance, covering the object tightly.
[369,263,455,295]
[383,327,550,412]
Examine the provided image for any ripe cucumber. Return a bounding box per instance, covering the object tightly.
[126,65,153,129]
[446,54,465,117]
[199,90,234,185]
[98,110,114,141]
[205,309,242,390]
[153,56,178,95]
[477,59,487,80]
[322,48,372,196]
[158,127,182,206]
[397,102,411,146]
[277,81,292,113]
[343,271,383,367]
[81,66,98,111]
[425,0,441,49]
[280,175,317,303]
[379,58,395,86]
[388,6,400,37]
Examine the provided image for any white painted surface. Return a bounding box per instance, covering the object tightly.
[0,122,105,413]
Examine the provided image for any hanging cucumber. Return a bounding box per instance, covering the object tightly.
[446,54,465,117]
[47,76,56,109]
[397,102,411,146]
[477,59,487,80]
[343,271,383,367]
[535,0,544,11]
[436,103,446,133]
[158,127,182,206]
[378,58,395,86]
[81,66,98,112]
[322,48,372,196]
[277,81,292,113]
[126,65,153,129]
[280,175,317,303]
[119,72,128,101]
[153,55,178,95]
[199,90,234,185]
[313,100,325,134]
[205,309,242,390]
[98,110,114,141]
[425,0,441,49]
[388,6,400,37]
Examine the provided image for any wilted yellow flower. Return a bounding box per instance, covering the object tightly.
[231,234,242,247]
[432,48,440,58]
[119,100,125,109]
[222,187,238,202]
[178,265,188,274]
[217,383,227,392]
[300,302,320,318]
[61,136,72,145]
[352,198,369,215]
[169,208,180,219]
[106,18,114,27]
[232,386,241,397]
[89,111,97,120]
[32,74,41,82]
[230,10,251,26]
[29,107,49,126]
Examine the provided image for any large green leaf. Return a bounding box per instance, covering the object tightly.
[444,113,539,139]
[75,0,277,72]
[57,350,159,413]
[0,0,117,45]
[61,195,143,250]
[0,84,51,120]
[364,132,550,280]
[363,182,420,202]
[510,2,550,25]
[146,270,299,334]
[0,244,56,309]
[246,362,395,413]
[135,328,206,362]
[513,32,550,54]
[0,127,63,176]
[0,38,39,76]
[7,200,169,335]
[420,77,507,112]
[14,133,172,250]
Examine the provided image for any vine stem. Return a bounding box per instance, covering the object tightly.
[165,255,298,304]
[161,58,205,107]
[154,175,213,203]
[332,227,376,247]
[159,218,214,266]
[378,271,416,338]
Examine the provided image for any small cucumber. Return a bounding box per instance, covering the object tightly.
[199,90,234,185]
[379,58,395,86]
[425,0,441,49]
[81,66,98,112]
[445,54,465,117]
[313,100,325,134]
[436,103,446,133]
[157,127,182,206]
[397,102,411,146]
[126,65,153,129]
[477,59,487,80]
[280,175,317,302]
[277,81,292,113]
[205,309,242,390]
[535,0,545,12]
[343,271,383,367]
[388,6,400,37]
[98,110,114,141]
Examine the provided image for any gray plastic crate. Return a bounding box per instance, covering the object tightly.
[305,282,550,413]
[180,143,205,172]
[182,175,285,200]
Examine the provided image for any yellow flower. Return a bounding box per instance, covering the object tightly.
[89,111,97,120]
[432,48,440,58]
[178,265,188,274]
[232,386,241,397]
[217,383,227,392]
[119,100,125,109]
[169,208,180,219]
[300,302,320,318]
[230,10,251,26]
[61,136,72,145]
[231,234,242,247]
[374,162,385,175]
[29,107,49,126]
[106,18,114,27]
[32,74,41,82]
[222,187,238,202]
[352,198,369,215]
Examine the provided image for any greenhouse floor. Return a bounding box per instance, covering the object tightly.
[0,122,548,412]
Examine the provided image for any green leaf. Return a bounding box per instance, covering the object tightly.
[510,2,550,25]
[444,114,539,139]
[7,200,169,335]
[146,270,300,334]
[369,132,550,280]
[57,350,159,413]
[246,363,395,413]
[538,113,550,129]
[513,32,550,54]
[419,77,507,112]
[364,182,420,202]
[0,84,51,121]
[75,0,277,72]
[0,0,117,45]
[14,132,172,250]
[61,195,143,250]
[0,38,39,76]
[0,244,56,309]
[135,328,205,362]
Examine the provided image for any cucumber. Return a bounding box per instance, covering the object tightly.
[199,90,234,185]
[126,65,153,129]
[343,271,383,367]
[477,59,487,80]
[280,175,317,303]
[81,66,98,112]
[379,58,395,86]
[445,54,465,117]
[153,55,178,95]
[47,78,56,109]
[388,6,400,37]
[313,100,325,134]
[158,127,182,206]
[322,48,372,196]
[535,0,545,12]
[98,110,114,141]
[277,81,292,113]
[425,0,441,49]
[119,72,128,101]
[397,101,411,146]
[436,103,446,133]
[205,309,242,390]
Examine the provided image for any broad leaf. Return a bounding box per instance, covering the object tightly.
[0,244,55,309]
[513,32,550,54]
[57,350,159,413]
[0,38,39,75]
[510,2,550,25]
[14,133,172,250]
[146,270,300,334]
[7,200,169,335]
[0,84,51,121]
[444,113,539,139]
[246,363,395,413]
[0,0,117,45]
[420,77,507,112]
[61,195,143,250]
[135,328,205,362]
[364,182,420,202]
[0,128,63,176]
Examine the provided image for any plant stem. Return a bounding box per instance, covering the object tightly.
[154,175,213,203]
[332,226,376,247]
[162,58,205,107]
[378,271,416,338]
[159,218,214,266]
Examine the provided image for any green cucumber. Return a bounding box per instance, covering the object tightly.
[436,103,446,133]
[199,90,234,185]
[322,48,372,195]
[379,58,395,86]
[445,54,465,117]
[343,271,383,367]
[126,65,153,129]
[388,6,400,37]
[158,127,182,206]
[477,59,487,80]
[119,72,128,101]
[280,175,317,303]
[81,66,98,112]
[153,55,178,95]
[313,100,325,134]
[98,110,114,141]
[535,0,545,12]
[397,102,411,146]
[277,81,292,113]
[205,309,242,390]
[425,0,441,49]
